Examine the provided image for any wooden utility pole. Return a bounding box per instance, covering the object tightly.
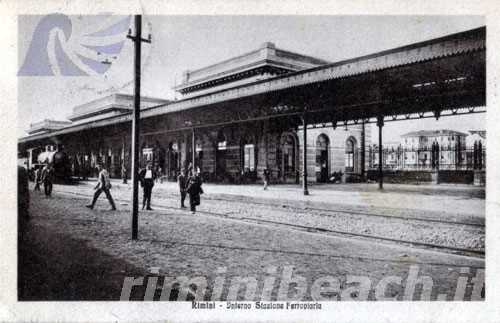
[127,15,151,240]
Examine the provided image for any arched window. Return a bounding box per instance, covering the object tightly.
[316,134,330,182]
[243,144,255,171]
[216,131,228,178]
[167,142,179,178]
[282,134,296,174]
[278,132,298,183]
[217,132,227,151]
[142,147,153,162]
[241,134,256,173]
[345,137,356,172]
[195,137,203,172]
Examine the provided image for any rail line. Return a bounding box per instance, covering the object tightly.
[67,182,485,227]
[56,190,485,257]
[146,238,484,269]
[198,194,485,228]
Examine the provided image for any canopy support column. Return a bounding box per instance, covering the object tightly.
[192,127,196,173]
[361,120,366,180]
[377,115,384,190]
[302,111,309,196]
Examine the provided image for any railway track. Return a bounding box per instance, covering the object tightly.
[65,182,485,227]
[56,189,485,257]
[146,238,484,269]
[199,194,485,228]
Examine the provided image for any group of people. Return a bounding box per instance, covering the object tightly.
[33,162,270,211]
[86,162,204,214]
[32,164,55,197]
[177,167,203,214]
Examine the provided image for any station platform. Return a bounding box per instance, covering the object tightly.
[77,178,485,219]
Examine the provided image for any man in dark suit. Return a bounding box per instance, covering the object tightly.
[139,163,156,210]
[186,170,203,214]
[41,164,54,197]
[177,169,187,208]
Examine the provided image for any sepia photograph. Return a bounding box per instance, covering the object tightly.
[2,2,499,322]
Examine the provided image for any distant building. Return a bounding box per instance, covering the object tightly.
[401,130,468,170]
[369,129,484,171]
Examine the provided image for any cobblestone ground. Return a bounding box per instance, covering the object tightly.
[58,180,485,252]
[19,181,485,301]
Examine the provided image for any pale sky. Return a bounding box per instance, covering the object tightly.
[18,15,485,142]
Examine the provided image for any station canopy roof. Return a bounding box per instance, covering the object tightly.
[19,26,485,144]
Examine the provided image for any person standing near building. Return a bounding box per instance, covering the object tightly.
[263,167,270,190]
[156,166,162,183]
[121,163,127,184]
[41,164,54,197]
[186,170,203,214]
[177,169,188,208]
[86,164,116,210]
[33,167,41,191]
[139,163,156,211]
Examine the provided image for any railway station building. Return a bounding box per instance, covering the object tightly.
[19,42,370,184]
[18,27,485,189]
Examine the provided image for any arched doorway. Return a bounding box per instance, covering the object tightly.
[216,131,227,179]
[167,142,179,179]
[195,136,203,175]
[240,133,258,183]
[279,133,298,183]
[316,134,330,182]
[345,136,357,173]
[241,140,256,173]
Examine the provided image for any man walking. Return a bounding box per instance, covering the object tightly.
[33,167,41,191]
[139,163,156,210]
[177,169,188,208]
[41,164,54,197]
[86,164,116,210]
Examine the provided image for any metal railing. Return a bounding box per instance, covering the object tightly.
[367,146,485,171]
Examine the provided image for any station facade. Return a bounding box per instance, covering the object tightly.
[20,42,370,184]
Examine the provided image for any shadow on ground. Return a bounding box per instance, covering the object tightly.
[18,222,147,301]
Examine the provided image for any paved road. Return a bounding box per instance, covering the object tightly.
[19,184,484,301]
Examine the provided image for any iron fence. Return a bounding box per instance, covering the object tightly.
[367,146,485,171]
